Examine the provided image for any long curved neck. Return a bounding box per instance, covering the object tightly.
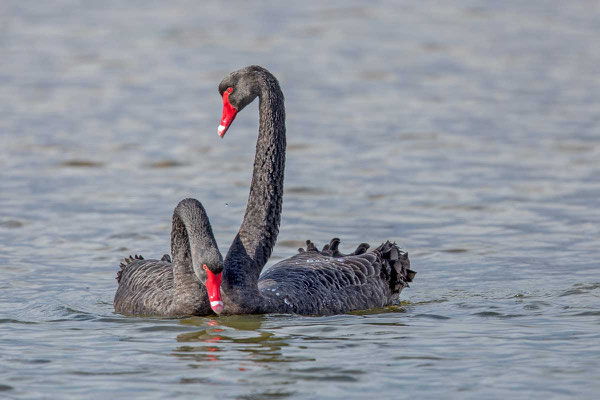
[171,199,220,289]
[224,74,286,294]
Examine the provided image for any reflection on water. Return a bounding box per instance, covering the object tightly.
[176,316,306,365]
[171,313,414,390]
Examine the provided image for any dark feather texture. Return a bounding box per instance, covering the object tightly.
[217,66,415,315]
[254,239,415,315]
[113,198,222,317]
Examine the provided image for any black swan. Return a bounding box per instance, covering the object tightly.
[114,198,224,316]
[217,66,416,315]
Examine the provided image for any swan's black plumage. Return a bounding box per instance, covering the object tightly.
[256,239,415,315]
[114,256,190,315]
[218,66,415,315]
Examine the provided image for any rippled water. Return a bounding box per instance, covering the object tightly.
[1,1,599,398]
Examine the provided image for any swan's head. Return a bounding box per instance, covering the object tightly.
[217,66,265,137]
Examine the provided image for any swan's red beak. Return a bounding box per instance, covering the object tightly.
[218,87,237,138]
[204,265,223,314]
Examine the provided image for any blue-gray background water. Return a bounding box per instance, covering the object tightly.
[1,1,599,398]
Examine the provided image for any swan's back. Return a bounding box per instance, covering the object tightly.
[114,256,176,315]
[114,255,208,316]
[257,240,414,315]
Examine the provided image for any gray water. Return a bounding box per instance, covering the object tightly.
[1,0,599,398]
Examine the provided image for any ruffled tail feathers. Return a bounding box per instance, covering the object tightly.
[116,254,144,283]
[298,238,416,293]
[376,241,415,293]
[298,238,370,257]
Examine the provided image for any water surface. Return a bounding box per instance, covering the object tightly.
[1,1,599,398]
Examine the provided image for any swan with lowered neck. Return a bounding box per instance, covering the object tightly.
[113,198,224,316]
[217,66,415,315]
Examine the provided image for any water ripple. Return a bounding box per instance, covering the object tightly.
[1,1,600,399]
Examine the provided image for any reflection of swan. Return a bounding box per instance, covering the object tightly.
[114,199,224,316]
[216,66,416,315]
[176,315,266,339]
[174,315,296,365]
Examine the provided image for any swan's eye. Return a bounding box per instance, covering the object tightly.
[226,87,233,94]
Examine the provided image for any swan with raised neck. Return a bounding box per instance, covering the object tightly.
[218,66,286,313]
[217,66,415,315]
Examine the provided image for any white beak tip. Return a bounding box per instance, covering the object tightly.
[210,300,224,314]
